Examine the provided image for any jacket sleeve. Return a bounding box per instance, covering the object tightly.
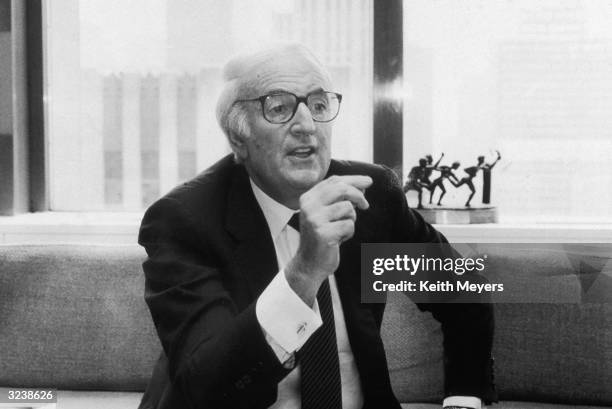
[381,166,498,404]
[139,196,291,408]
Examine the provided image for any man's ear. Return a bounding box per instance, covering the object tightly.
[228,131,248,161]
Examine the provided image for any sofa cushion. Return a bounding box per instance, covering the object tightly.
[382,291,444,403]
[0,388,142,409]
[0,245,160,391]
[56,390,143,409]
[382,245,612,406]
[487,246,612,406]
[2,243,611,406]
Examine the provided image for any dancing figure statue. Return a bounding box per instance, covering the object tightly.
[422,153,444,188]
[429,161,460,206]
[403,158,429,209]
[454,159,482,208]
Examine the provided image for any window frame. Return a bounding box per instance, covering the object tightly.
[26,0,46,212]
[0,0,46,215]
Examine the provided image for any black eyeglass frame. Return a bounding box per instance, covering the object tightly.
[235,91,343,124]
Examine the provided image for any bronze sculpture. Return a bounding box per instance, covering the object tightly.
[404,151,502,208]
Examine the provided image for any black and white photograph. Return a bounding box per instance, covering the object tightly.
[1,1,611,408]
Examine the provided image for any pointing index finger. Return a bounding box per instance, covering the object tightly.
[332,175,373,191]
[323,175,373,210]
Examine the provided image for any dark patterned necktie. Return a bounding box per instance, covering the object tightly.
[288,213,342,409]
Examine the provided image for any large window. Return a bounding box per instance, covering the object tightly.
[42,0,612,224]
[403,0,612,223]
[45,0,373,210]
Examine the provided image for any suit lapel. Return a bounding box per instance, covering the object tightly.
[225,164,279,303]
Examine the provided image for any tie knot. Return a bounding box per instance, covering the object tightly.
[288,212,300,232]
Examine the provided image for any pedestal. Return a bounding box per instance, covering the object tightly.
[414,206,498,224]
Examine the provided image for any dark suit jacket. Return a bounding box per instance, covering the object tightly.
[138,154,497,409]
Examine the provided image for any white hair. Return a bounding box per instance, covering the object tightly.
[215,43,332,160]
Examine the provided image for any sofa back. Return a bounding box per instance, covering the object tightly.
[1,244,611,406]
[383,245,612,406]
[0,245,159,391]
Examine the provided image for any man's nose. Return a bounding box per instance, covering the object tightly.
[290,102,316,135]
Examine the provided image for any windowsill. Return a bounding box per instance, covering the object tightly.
[1,212,612,244]
[437,223,612,243]
[0,212,143,245]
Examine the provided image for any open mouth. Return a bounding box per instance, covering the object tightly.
[288,146,316,159]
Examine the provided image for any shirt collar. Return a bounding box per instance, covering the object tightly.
[250,179,296,240]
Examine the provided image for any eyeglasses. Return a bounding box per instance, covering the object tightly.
[236,91,343,124]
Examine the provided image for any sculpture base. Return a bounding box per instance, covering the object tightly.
[414,205,498,224]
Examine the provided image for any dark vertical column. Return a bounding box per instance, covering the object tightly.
[0,0,9,30]
[0,0,30,215]
[0,0,46,214]
[0,133,13,213]
[373,0,403,181]
[25,0,46,211]
[0,0,13,214]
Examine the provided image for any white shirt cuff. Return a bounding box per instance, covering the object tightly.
[443,396,482,409]
[256,269,323,360]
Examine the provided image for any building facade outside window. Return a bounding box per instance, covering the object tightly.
[45,0,373,210]
[44,0,612,225]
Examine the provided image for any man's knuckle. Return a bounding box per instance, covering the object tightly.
[342,220,355,236]
[339,184,351,196]
[332,201,343,211]
[314,225,327,238]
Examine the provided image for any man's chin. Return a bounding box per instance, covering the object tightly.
[285,170,324,192]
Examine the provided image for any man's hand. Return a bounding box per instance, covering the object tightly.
[285,175,373,306]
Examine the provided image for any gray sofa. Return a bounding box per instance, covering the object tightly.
[0,244,611,408]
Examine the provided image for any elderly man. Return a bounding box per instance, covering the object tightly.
[138,44,496,409]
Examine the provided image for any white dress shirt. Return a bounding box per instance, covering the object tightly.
[251,180,481,409]
[252,180,363,409]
